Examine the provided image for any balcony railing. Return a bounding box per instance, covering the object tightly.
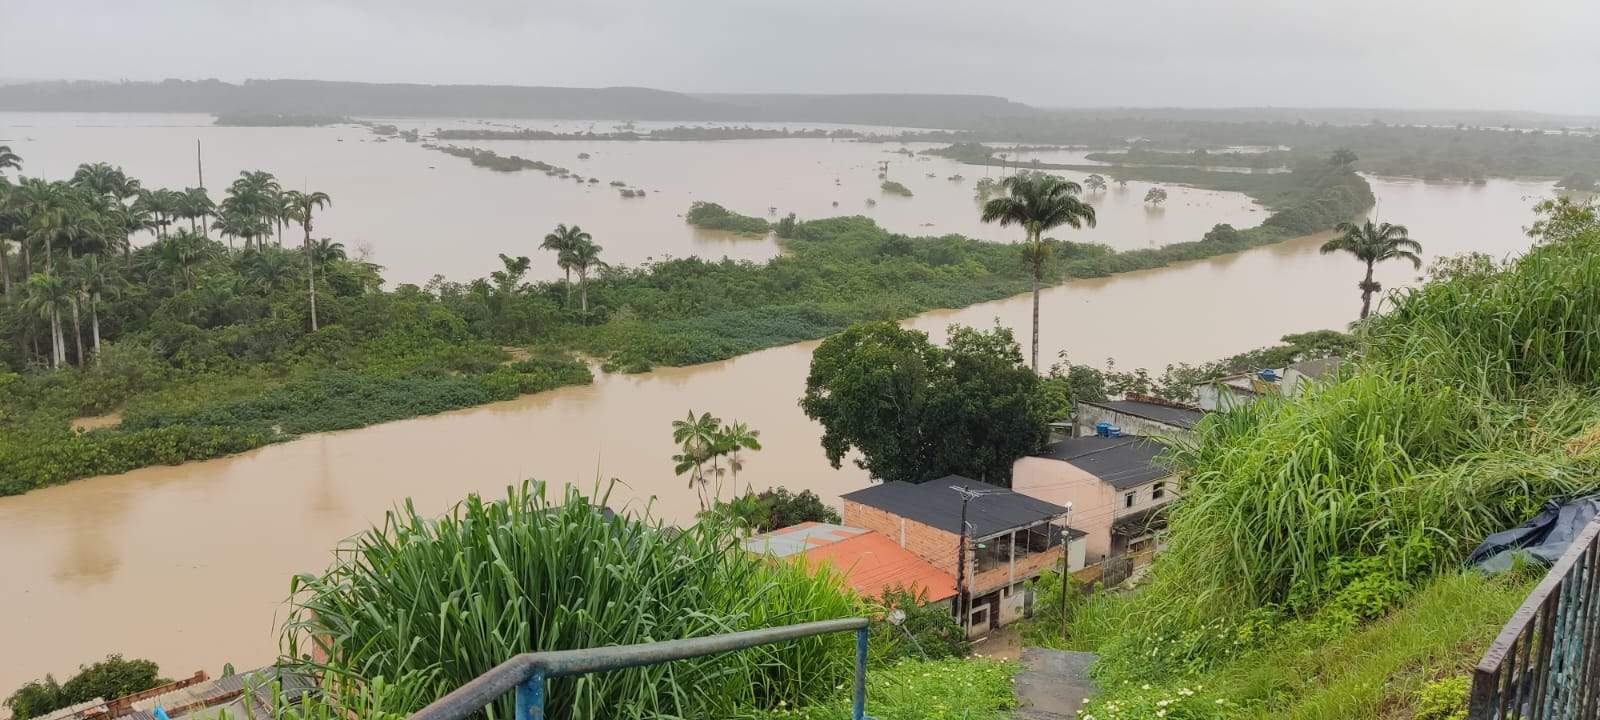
[1468,516,1600,720]
[407,617,872,720]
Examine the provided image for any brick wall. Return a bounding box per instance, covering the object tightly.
[972,545,1062,594]
[842,500,964,575]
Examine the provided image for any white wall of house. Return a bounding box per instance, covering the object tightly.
[1013,456,1175,565]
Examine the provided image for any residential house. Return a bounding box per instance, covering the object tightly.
[1012,434,1176,568]
[1074,394,1206,440]
[1193,357,1342,411]
[742,522,958,604]
[839,478,1084,637]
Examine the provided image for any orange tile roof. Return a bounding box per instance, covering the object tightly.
[800,531,958,603]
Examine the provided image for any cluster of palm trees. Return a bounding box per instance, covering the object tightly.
[0,147,344,368]
[538,223,606,319]
[671,410,763,511]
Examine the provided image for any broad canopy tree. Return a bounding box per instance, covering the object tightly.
[800,321,1049,487]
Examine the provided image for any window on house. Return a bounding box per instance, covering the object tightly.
[1152,482,1167,500]
[1124,491,1137,508]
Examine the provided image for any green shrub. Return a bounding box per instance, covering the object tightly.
[284,481,862,719]
[870,588,969,663]
[5,655,167,720]
[879,180,913,197]
[1415,675,1470,720]
[685,201,771,235]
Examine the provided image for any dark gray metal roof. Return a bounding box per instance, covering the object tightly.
[840,477,1069,538]
[1080,400,1206,429]
[1037,436,1173,490]
[1112,503,1169,536]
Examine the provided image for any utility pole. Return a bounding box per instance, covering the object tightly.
[950,484,1003,636]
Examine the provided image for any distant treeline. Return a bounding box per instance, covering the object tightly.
[0,79,1030,127]
[1084,146,1295,170]
[432,125,981,144]
[946,116,1600,181]
[213,112,349,127]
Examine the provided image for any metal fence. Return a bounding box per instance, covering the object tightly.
[407,617,872,720]
[1469,517,1600,720]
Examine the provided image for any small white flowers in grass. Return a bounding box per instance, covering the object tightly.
[1216,698,1227,704]
[1157,698,1170,707]
[1177,687,1194,696]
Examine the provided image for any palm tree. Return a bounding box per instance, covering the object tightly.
[20,273,71,368]
[74,254,118,361]
[178,187,215,238]
[149,229,214,291]
[980,173,1097,371]
[568,238,606,320]
[716,421,762,494]
[70,163,141,203]
[0,179,15,299]
[541,223,590,308]
[133,188,184,239]
[243,247,295,293]
[0,145,20,175]
[672,410,723,510]
[285,190,333,331]
[1320,220,1424,319]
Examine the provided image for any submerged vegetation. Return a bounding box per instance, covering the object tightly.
[684,201,771,235]
[1,145,1369,494]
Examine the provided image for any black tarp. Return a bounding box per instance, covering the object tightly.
[1468,495,1600,572]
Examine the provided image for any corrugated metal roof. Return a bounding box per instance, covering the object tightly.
[742,522,868,557]
[841,478,1069,538]
[1036,436,1173,490]
[1080,399,1206,429]
[800,531,958,602]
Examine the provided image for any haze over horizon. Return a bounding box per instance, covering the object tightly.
[4,0,1599,116]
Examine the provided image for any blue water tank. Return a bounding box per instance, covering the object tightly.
[1095,421,1112,437]
[1107,425,1123,438]
[1258,369,1280,382]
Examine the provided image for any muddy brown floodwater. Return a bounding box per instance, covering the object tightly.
[0,112,1560,691]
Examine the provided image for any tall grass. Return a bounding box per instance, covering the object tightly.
[283,481,860,719]
[1090,222,1600,678]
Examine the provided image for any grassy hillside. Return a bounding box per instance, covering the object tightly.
[1022,201,1600,718]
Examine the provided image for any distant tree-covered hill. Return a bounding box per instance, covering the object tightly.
[0,79,1034,127]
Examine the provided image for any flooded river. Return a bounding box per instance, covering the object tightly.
[0,112,1560,690]
[2,113,1258,284]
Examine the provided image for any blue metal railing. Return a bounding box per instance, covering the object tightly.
[407,617,872,720]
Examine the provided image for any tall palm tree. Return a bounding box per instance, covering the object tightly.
[541,223,589,307]
[980,173,1097,371]
[74,254,118,361]
[70,162,141,203]
[0,178,15,299]
[285,190,333,331]
[21,273,71,368]
[672,410,723,510]
[568,238,606,320]
[133,188,183,239]
[1320,220,1424,320]
[717,421,762,494]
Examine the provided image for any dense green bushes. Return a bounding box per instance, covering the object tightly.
[284,481,862,720]
[685,201,772,235]
[5,655,167,720]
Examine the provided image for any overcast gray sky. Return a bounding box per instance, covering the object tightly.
[4,0,1598,114]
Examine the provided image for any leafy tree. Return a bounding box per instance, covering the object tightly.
[4,655,165,720]
[774,212,798,239]
[1143,186,1169,205]
[800,322,1047,486]
[1083,174,1107,192]
[980,173,1096,371]
[1330,147,1359,169]
[1320,220,1424,319]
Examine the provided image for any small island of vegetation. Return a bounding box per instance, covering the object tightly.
[683,201,771,235]
[879,180,913,197]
